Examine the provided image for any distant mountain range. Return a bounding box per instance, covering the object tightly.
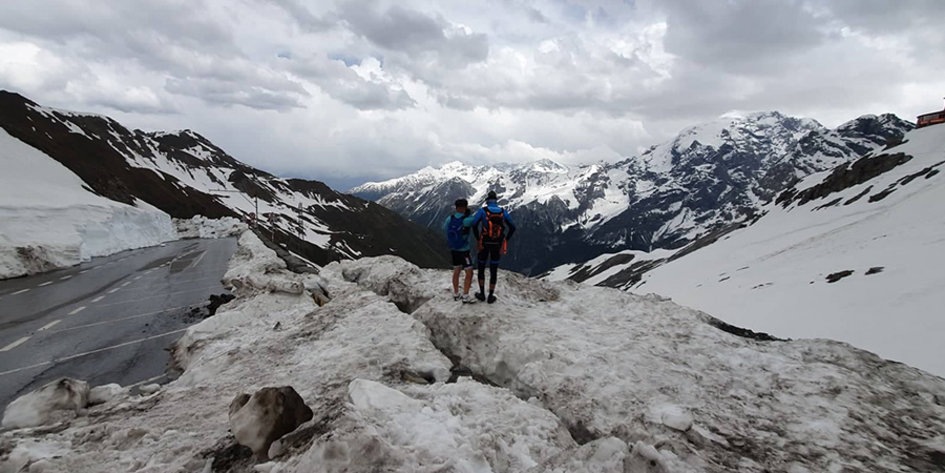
[0,91,446,269]
[352,111,913,274]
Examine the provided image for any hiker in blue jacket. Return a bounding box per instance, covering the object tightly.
[443,198,477,303]
[469,191,516,304]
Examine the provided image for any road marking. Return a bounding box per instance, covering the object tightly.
[0,337,31,352]
[60,275,72,281]
[188,250,206,270]
[68,306,86,315]
[121,281,131,287]
[92,295,105,303]
[108,287,121,294]
[12,288,30,295]
[38,319,62,331]
[50,306,186,334]
[127,374,167,389]
[38,281,53,287]
[95,284,223,308]
[133,275,142,281]
[79,269,89,274]
[0,328,188,377]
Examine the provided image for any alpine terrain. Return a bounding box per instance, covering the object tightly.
[353,112,912,274]
[3,232,944,472]
[548,122,945,376]
[0,91,446,279]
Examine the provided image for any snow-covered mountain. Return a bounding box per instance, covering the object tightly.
[0,91,446,278]
[352,111,912,274]
[548,122,945,376]
[5,233,945,471]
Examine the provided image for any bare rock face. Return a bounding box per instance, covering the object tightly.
[1,378,89,429]
[228,386,314,459]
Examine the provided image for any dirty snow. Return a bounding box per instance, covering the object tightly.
[174,215,248,240]
[3,235,945,472]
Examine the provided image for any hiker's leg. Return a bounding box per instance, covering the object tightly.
[463,268,473,294]
[489,263,499,294]
[477,249,488,293]
[452,267,461,294]
[462,251,473,295]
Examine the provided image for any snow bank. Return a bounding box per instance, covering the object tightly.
[4,243,945,472]
[630,124,945,376]
[326,257,945,473]
[0,128,176,279]
[174,215,247,239]
[1,379,89,430]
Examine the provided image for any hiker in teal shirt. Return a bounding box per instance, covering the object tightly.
[443,198,477,304]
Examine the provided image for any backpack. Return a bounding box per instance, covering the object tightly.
[482,208,505,242]
[447,215,469,249]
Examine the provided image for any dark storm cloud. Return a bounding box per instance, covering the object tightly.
[658,0,826,74]
[338,2,489,67]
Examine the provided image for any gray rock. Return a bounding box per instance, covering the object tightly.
[228,386,314,459]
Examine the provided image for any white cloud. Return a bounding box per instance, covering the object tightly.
[0,0,942,188]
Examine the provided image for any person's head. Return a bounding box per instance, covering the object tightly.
[486,191,498,202]
[454,198,468,212]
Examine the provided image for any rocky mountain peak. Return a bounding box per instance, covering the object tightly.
[354,110,912,274]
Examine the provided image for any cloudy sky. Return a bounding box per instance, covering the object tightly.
[1,0,943,189]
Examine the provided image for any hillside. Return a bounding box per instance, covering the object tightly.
[0,91,446,277]
[353,112,911,274]
[549,123,945,376]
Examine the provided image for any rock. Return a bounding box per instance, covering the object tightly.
[88,384,127,405]
[138,384,161,395]
[1,378,89,429]
[228,386,314,459]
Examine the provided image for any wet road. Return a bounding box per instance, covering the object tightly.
[0,238,236,413]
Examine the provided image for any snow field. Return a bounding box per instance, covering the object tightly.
[630,124,945,376]
[329,256,945,472]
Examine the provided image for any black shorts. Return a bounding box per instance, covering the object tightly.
[477,243,501,264]
[451,250,473,269]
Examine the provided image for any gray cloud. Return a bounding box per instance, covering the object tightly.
[339,2,489,68]
[1,0,942,188]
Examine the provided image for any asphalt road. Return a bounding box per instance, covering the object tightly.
[0,238,237,414]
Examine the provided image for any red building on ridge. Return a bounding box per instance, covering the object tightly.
[917,99,945,128]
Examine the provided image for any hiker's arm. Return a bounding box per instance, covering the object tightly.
[504,211,516,240]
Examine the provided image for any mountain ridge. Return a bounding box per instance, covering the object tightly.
[352,110,913,273]
[0,90,447,271]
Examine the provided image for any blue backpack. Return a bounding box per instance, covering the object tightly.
[446,215,469,249]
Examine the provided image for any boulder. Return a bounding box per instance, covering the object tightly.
[228,387,313,459]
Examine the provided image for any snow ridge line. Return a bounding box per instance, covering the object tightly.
[335,262,601,446]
